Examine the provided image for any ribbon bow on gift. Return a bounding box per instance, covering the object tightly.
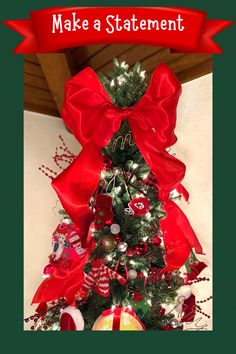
[52,63,203,272]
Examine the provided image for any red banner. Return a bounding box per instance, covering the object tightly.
[3,7,233,54]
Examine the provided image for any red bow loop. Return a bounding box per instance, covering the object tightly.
[52,62,203,268]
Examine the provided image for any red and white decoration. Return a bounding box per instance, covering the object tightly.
[60,306,84,331]
[128,197,150,216]
[81,259,126,297]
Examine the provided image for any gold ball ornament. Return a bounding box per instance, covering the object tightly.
[92,307,145,331]
[99,234,117,252]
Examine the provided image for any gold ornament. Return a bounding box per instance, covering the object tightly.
[92,308,145,331]
[99,235,117,252]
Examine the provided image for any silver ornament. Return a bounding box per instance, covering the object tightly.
[117,242,128,252]
[170,318,180,328]
[128,269,138,280]
[110,223,121,234]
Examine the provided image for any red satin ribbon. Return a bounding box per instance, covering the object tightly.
[52,62,203,271]
[102,307,146,330]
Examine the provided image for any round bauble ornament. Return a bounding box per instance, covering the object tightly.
[128,269,138,280]
[135,242,148,255]
[99,235,117,252]
[126,248,136,257]
[92,307,145,330]
[114,234,122,243]
[152,235,162,246]
[60,306,84,331]
[110,223,121,234]
[117,241,128,252]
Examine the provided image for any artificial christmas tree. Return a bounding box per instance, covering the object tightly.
[26,59,211,331]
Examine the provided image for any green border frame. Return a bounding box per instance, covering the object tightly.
[0,0,235,351]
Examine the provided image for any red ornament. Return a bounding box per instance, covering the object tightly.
[103,156,112,171]
[143,172,157,187]
[158,307,166,316]
[114,234,122,243]
[164,272,173,282]
[148,268,161,283]
[126,248,136,257]
[94,194,114,231]
[132,291,144,302]
[128,197,150,216]
[137,271,144,279]
[152,235,162,247]
[135,242,148,255]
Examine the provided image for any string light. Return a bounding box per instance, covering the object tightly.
[142,236,149,242]
[114,168,120,175]
[120,61,128,70]
[146,299,152,306]
[143,270,148,277]
[140,70,146,79]
[145,212,151,220]
[110,79,115,87]
[100,171,106,178]
[114,186,122,193]
[142,173,149,179]
[132,163,138,169]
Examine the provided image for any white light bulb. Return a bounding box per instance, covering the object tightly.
[130,260,136,265]
[132,163,138,169]
[142,173,149,180]
[115,186,121,193]
[145,212,151,220]
[147,299,152,306]
[110,79,115,87]
[140,70,146,79]
[100,171,106,178]
[143,270,148,277]
[142,236,148,242]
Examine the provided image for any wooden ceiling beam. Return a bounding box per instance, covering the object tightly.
[37,54,72,114]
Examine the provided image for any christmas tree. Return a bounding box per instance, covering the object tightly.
[27,59,209,331]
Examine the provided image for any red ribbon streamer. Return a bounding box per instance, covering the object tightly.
[3,7,232,54]
[51,63,203,272]
[102,307,146,330]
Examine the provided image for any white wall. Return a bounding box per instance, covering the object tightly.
[24,73,212,330]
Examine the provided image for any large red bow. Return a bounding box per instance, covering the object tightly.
[52,63,203,271]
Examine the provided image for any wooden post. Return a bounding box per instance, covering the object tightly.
[37,54,72,114]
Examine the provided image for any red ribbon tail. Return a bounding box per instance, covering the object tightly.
[196,19,233,54]
[3,19,39,53]
[176,183,189,202]
[160,200,203,272]
[52,144,104,246]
